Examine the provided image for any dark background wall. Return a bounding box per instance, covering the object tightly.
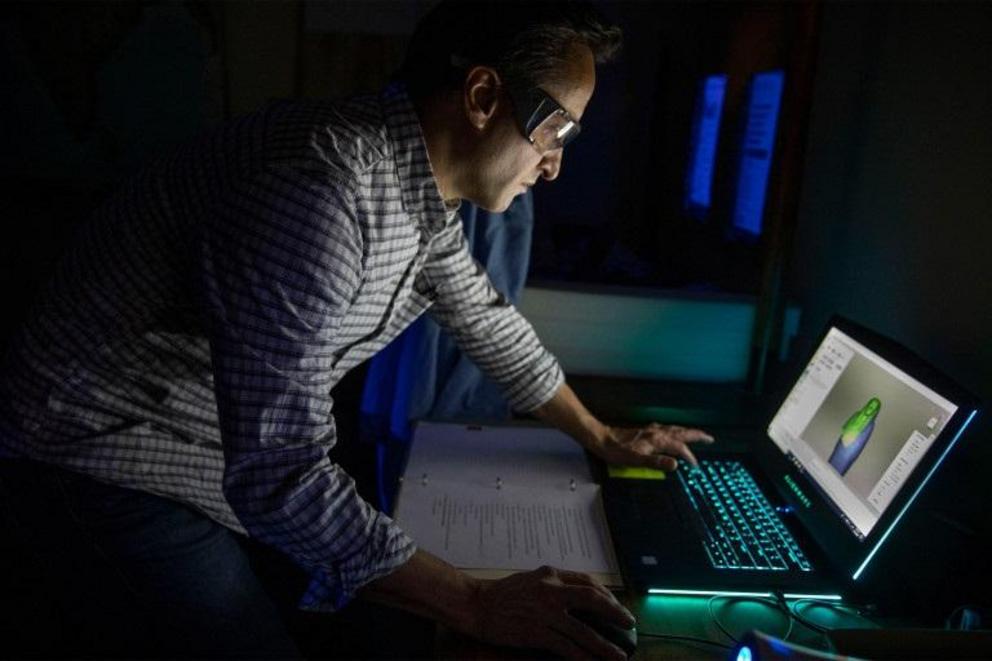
[787,2,991,406]
[1,0,989,622]
[781,1,991,618]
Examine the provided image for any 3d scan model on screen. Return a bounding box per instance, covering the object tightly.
[829,397,881,476]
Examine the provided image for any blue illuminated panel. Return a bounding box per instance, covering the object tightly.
[647,588,843,601]
[685,74,728,216]
[853,409,978,580]
[732,70,785,235]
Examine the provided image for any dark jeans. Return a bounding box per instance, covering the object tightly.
[0,458,433,659]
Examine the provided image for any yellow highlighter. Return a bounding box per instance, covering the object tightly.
[607,465,667,480]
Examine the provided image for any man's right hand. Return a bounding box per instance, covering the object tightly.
[362,550,634,659]
[470,565,635,660]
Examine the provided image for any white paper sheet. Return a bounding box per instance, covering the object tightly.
[393,423,621,585]
[400,422,594,490]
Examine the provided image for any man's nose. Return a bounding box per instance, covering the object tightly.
[539,149,563,181]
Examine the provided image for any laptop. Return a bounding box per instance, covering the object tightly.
[602,315,979,600]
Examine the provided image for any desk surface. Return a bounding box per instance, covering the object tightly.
[403,417,880,659]
[435,591,880,659]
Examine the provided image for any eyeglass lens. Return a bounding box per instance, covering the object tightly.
[529,109,580,153]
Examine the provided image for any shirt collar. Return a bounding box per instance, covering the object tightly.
[382,82,454,236]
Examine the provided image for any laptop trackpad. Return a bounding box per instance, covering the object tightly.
[611,481,700,546]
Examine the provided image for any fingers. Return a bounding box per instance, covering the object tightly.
[602,423,714,471]
[561,584,636,629]
[477,567,633,660]
[676,442,699,467]
[552,616,628,661]
[666,424,715,444]
[642,438,694,470]
[518,567,633,660]
[554,570,616,604]
[636,425,713,448]
[535,566,622,614]
[651,453,679,472]
[556,569,617,603]
[643,425,714,468]
[545,628,598,661]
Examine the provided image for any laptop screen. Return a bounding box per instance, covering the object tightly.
[767,326,958,540]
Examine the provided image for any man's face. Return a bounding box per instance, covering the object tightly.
[468,43,596,212]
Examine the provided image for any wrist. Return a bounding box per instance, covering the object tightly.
[453,574,486,637]
[532,382,612,451]
[360,549,486,635]
[580,418,613,451]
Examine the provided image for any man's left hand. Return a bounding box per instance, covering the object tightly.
[590,423,714,471]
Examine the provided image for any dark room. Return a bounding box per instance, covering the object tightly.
[1,1,990,659]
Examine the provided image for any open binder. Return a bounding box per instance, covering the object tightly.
[392,421,622,587]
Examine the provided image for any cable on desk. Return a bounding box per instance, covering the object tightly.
[786,597,868,634]
[707,595,794,644]
[636,596,789,652]
[644,594,869,653]
[773,594,878,653]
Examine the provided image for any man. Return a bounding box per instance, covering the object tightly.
[0,2,712,658]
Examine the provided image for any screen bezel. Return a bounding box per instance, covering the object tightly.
[757,315,979,583]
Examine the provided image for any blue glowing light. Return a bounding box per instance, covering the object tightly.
[736,645,753,661]
[732,70,785,236]
[770,637,792,655]
[782,593,843,601]
[685,74,728,213]
[853,409,977,580]
[647,588,842,601]
[649,588,771,598]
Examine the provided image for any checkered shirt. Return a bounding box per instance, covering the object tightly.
[0,83,564,609]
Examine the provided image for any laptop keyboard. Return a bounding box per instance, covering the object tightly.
[677,460,813,572]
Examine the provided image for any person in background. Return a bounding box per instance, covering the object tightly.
[0,2,712,658]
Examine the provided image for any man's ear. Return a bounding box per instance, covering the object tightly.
[462,66,502,132]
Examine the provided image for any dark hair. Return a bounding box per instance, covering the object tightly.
[400,0,622,100]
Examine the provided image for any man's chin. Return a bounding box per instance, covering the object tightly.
[469,190,519,214]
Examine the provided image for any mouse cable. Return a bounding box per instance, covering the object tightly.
[771,592,879,654]
[708,594,794,644]
[780,595,870,635]
[636,632,733,651]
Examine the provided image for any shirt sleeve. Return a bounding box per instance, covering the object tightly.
[201,166,415,612]
[422,212,564,413]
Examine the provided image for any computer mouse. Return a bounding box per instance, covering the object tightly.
[569,609,638,658]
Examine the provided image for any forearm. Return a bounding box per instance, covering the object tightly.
[532,381,610,450]
[358,548,482,636]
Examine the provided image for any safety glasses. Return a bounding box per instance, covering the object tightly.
[504,81,582,153]
[449,55,581,153]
